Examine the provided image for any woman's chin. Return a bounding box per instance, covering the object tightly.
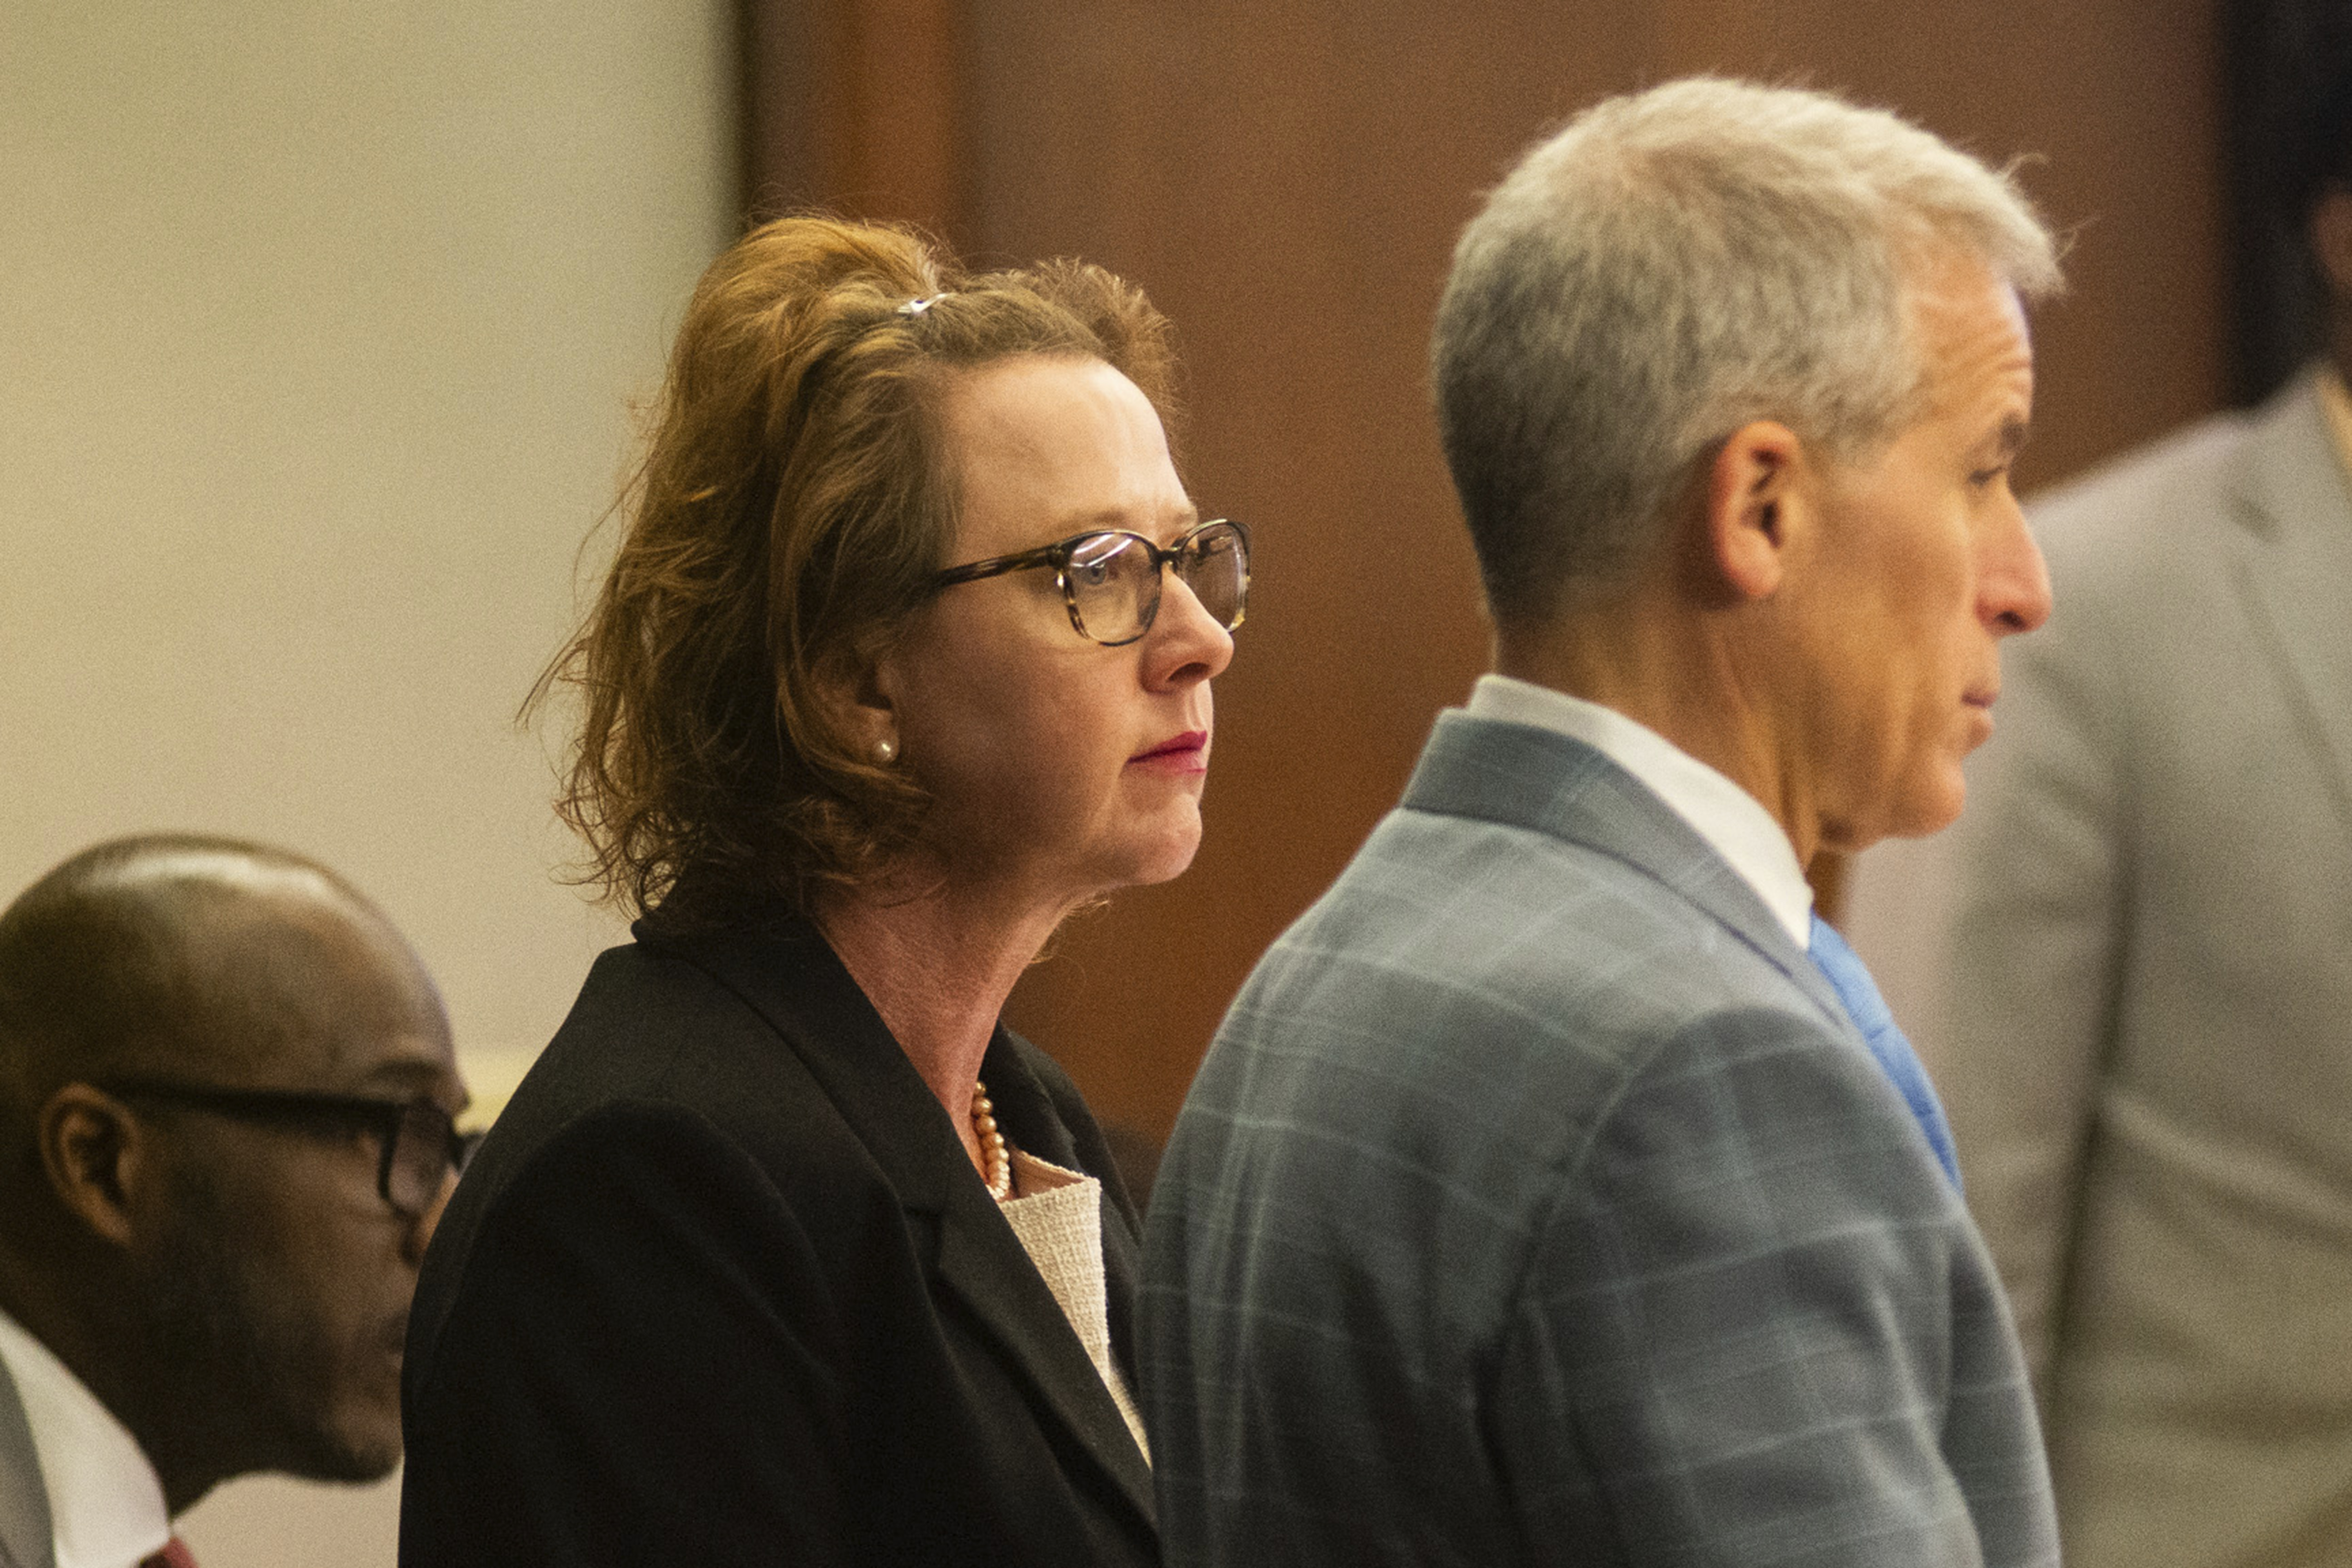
[1105,817,1206,891]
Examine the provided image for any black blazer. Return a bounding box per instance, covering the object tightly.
[398,905,1157,1566]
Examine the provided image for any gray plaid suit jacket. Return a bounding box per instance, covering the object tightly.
[1142,712,2058,1566]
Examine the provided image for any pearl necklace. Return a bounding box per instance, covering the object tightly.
[971,1081,1012,1201]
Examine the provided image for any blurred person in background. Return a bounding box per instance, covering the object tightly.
[0,834,467,1568]
[398,216,1243,1566]
[1144,79,2062,1566]
[1929,59,2352,1568]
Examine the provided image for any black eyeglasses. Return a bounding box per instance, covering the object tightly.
[931,518,1250,647]
[98,1080,481,1219]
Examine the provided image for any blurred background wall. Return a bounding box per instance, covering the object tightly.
[0,1,733,1559]
[3,0,2237,1562]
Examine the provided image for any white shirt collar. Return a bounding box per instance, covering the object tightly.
[1465,673,1816,948]
[0,1307,172,1568]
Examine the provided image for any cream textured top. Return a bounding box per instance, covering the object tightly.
[998,1150,1150,1461]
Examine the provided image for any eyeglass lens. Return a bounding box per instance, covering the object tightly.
[385,1099,479,1215]
[1064,523,1247,644]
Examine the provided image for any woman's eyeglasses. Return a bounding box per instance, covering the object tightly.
[98,1078,481,1218]
[931,519,1249,647]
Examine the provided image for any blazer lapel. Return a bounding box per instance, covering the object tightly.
[2226,373,2352,837]
[1094,1156,1145,1392]
[932,1034,1155,1524]
[0,1357,54,1568]
[644,911,1156,1530]
[1400,711,1851,1033]
[932,1191,1158,1525]
[986,1045,1149,1390]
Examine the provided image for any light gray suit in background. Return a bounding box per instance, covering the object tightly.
[0,1360,52,1568]
[1936,371,2352,1568]
[1144,713,2057,1566]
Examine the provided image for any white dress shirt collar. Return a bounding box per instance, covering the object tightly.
[0,1307,171,1568]
[1465,673,1816,948]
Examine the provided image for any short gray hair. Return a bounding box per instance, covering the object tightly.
[1432,78,2062,626]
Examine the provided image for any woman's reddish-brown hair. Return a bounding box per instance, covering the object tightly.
[539,217,1178,924]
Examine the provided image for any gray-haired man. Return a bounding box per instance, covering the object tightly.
[1143,80,2062,1565]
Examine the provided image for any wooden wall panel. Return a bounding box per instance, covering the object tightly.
[1658,0,2228,490]
[742,0,2227,1144]
[740,0,966,232]
[963,2,1653,1140]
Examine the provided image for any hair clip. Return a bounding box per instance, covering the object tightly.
[897,292,952,317]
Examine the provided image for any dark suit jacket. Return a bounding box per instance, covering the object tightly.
[399,905,1156,1567]
[1144,715,2056,1566]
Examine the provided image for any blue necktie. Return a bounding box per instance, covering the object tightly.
[1806,913,1961,1188]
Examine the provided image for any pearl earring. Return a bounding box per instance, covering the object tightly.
[872,735,898,765]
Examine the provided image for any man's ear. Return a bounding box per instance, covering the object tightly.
[1704,420,1804,602]
[38,1085,146,1249]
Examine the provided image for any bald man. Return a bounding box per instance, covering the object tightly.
[0,835,468,1568]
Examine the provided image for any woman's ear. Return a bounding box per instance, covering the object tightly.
[39,1085,146,1249]
[811,637,900,766]
[1704,420,1804,602]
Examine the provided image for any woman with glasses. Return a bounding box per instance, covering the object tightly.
[396,216,1245,1568]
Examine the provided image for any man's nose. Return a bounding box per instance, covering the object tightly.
[1982,504,2053,635]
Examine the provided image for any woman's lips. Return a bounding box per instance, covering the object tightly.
[1129,729,1210,773]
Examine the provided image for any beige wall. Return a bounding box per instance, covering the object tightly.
[0,2,735,1560]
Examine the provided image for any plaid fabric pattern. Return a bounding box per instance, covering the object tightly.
[1142,713,2057,1567]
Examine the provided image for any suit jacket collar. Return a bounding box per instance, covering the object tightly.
[1400,710,1853,1036]
[632,906,1157,1528]
[2226,368,2352,835]
[0,1356,53,1568]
